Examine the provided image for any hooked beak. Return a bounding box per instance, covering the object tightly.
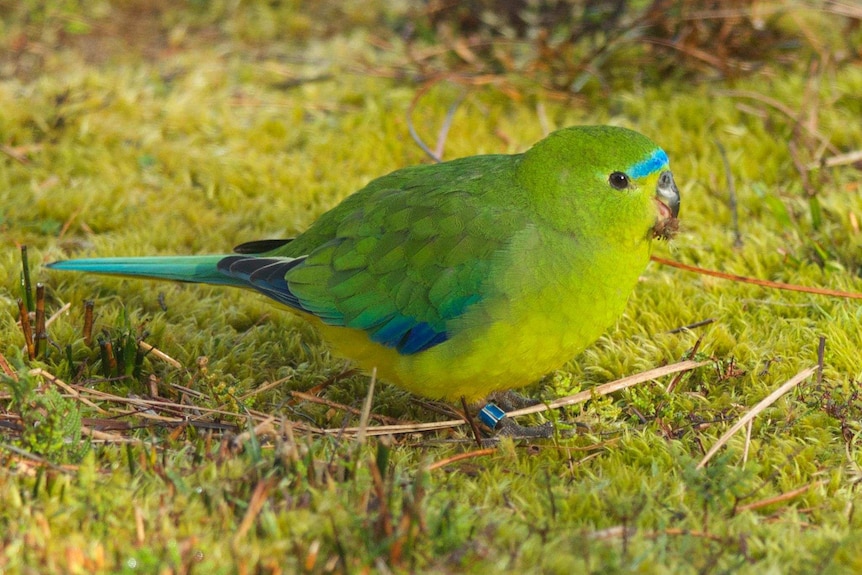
[656,170,680,218]
[653,170,680,239]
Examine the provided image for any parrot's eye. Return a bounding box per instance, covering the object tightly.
[608,172,630,190]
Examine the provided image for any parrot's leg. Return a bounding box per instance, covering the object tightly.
[487,389,542,411]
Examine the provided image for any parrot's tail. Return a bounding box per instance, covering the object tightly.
[47,255,246,287]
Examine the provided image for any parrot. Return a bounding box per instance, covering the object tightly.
[48,125,680,404]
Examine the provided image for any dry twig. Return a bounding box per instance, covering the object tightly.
[698,366,817,469]
[652,256,862,300]
[736,480,825,513]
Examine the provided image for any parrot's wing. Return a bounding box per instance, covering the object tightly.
[218,170,526,355]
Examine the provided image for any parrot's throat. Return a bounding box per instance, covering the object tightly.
[651,197,679,240]
[652,216,680,240]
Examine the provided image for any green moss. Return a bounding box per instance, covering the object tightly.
[2,1,862,573]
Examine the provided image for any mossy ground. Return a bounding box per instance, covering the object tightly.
[1,2,862,573]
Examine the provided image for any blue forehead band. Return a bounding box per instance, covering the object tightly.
[627,148,669,178]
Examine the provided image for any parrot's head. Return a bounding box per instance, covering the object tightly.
[517,125,681,246]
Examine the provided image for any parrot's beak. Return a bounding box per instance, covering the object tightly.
[652,170,680,239]
[656,170,680,218]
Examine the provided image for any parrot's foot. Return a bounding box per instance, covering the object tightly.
[476,402,555,441]
[484,390,556,438]
[487,389,542,411]
[494,418,554,439]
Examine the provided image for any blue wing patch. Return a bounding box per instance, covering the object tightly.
[396,323,448,354]
[365,315,449,354]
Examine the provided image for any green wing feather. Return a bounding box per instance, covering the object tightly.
[252,155,528,354]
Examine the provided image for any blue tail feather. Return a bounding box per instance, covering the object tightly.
[47,256,244,287]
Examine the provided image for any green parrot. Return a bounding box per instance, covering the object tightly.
[48,125,680,403]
